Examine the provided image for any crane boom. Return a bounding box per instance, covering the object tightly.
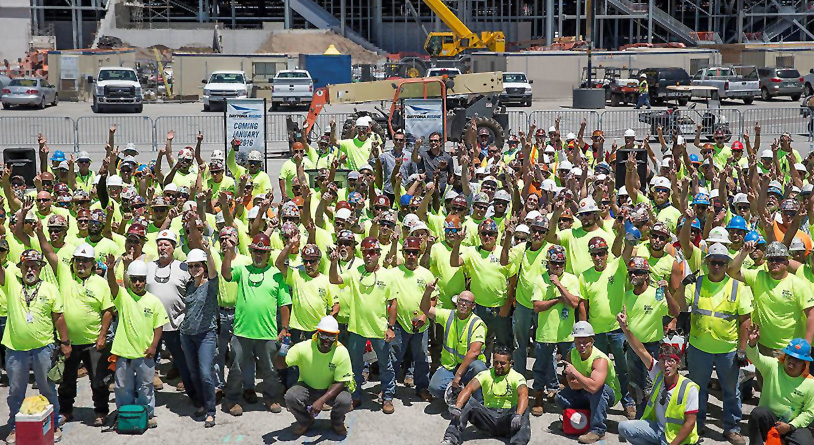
[421,0,476,40]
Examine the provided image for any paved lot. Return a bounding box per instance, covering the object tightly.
[0,358,756,445]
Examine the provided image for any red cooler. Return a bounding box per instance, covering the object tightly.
[15,404,54,445]
[562,408,591,435]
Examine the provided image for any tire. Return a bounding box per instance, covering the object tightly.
[806,84,814,97]
[2,103,8,109]
[51,94,58,106]
[398,58,427,79]
[761,87,772,101]
[38,96,46,109]
[91,98,100,113]
[677,98,689,106]
[791,94,801,101]
[610,94,621,107]
[134,105,143,113]
[743,96,754,105]
[464,115,505,150]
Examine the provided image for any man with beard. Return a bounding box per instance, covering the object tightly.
[389,236,436,401]
[441,346,530,445]
[428,215,467,310]
[226,139,272,196]
[411,132,454,190]
[39,242,114,427]
[1,249,71,444]
[84,209,119,261]
[618,311,699,445]
[333,117,377,171]
[329,237,397,413]
[275,315,353,436]
[622,221,675,285]
[548,198,612,276]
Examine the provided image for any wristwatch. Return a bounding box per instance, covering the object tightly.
[388,324,395,331]
[60,340,72,346]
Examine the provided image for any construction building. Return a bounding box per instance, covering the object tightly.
[11,0,814,55]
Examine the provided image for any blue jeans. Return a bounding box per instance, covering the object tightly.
[626,340,661,417]
[0,316,6,372]
[6,344,60,429]
[618,419,668,445]
[216,308,255,391]
[687,344,741,433]
[225,337,281,403]
[594,330,634,408]
[347,332,395,401]
[428,360,487,402]
[475,304,512,365]
[532,341,572,392]
[512,304,536,375]
[161,330,199,405]
[391,324,430,391]
[114,356,156,417]
[636,93,651,109]
[555,384,616,435]
[181,330,217,417]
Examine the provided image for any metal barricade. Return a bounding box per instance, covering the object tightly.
[154,115,225,158]
[506,111,529,134]
[0,116,75,152]
[599,108,742,141]
[526,110,600,136]
[75,116,155,156]
[741,107,810,138]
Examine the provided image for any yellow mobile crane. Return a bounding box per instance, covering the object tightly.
[396,0,506,78]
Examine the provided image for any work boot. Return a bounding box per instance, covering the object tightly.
[578,431,604,444]
[624,405,636,420]
[264,398,282,413]
[724,431,746,445]
[531,391,545,416]
[226,402,243,416]
[175,381,185,392]
[417,388,433,402]
[5,429,16,445]
[332,422,348,436]
[242,389,258,404]
[404,374,414,387]
[291,419,314,436]
[93,413,106,427]
[382,400,395,414]
[153,373,164,390]
[148,418,158,429]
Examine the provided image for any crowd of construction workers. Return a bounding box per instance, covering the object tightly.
[1,115,814,445]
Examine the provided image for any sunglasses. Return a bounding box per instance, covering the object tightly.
[451,206,467,212]
[444,228,459,234]
[629,270,648,276]
[530,228,547,234]
[337,241,355,247]
[36,198,51,203]
[709,260,728,267]
[457,299,475,307]
[549,261,565,267]
[394,138,406,142]
[380,221,396,229]
[768,257,788,263]
[651,234,668,241]
[737,205,750,211]
[590,250,607,257]
[130,276,147,283]
[303,258,319,265]
[404,249,420,256]
[429,139,441,143]
[480,231,497,237]
[317,332,338,342]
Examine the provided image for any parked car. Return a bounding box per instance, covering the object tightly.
[271,70,314,110]
[638,67,692,105]
[202,70,251,111]
[1,78,58,109]
[758,67,803,101]
[500,72,533,107]
[690,66,759,104]
[88,67,143,113]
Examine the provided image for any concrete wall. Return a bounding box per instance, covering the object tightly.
[473,49,721,99]
[0,0,31,64]
[174,53,288,98]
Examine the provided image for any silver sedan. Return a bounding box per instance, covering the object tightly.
[1,78,58,109]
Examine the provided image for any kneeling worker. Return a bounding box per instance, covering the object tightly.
[274,316,354,436]
[555,321,621,444]
[441,345,531,445]
[618,307,699,445]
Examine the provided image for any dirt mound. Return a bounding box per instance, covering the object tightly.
[257,30,383,64]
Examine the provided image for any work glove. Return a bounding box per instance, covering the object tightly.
[510,414,523,431]
[448,405,462,421]
[736,350,749,367]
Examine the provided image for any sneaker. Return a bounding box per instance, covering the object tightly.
[54,428,62,443]
[531,391,544,417]
[242,389,258,404]
[175,381,185,392]
[6,429,16,445]
[624,405,637,420]
[724,431,746,445]
[264,399,282,413]
[153,374,164,390]
[578,431,604,444]
[440,439,455,445]
[226,403,243,416]
[93,414,106,427]
[382,400,395,414]
[291,420,314,436]
[417,388,433,402]
[404,375,414,387]
[58,413,73,424]
[147,418,158,429]
[332,423,348,436]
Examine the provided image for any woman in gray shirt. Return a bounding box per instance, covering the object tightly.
[180,245,219,427]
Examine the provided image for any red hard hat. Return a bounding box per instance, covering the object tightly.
[301,243,321,259]
[588,236,608,252]
[375,195,391,207]
[731,141,744,151]
[361,236,381,251]
[403,236,421,250]
[126,223,147,238]
[250,233,272,251]
[336,201,352,211]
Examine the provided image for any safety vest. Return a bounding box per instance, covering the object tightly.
[639,79,649,93]
[691,276,741,347]
[443,312,486,368]
[642,373,700,445]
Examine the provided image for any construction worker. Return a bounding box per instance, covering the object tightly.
[555,321,621,444]
[441,345,531,445]
[275,315,354,437]
[668,243,751,445]
[745,326,814,445]
[635,73,651,110]
[618,309,700,445]
[421,289,487,403]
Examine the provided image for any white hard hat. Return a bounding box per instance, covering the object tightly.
[651,176,671,190]
[524,210,542,222]
[215,212,226,224]
[186,248,207,263]
[248,150,262,162]
[565,132,576,141]
[710,190,720,200]
[624,129,636,138]
[559,160,573,171]
[570,167,583,177]
[127,260,148,277]
[494,189,511,202]
[705,243,731,259]
[403,213,420,228]
[547,126,557,133]
[577,197,600,214]
[640,73,647,78]
[335,208,352,220]
[795,163,807,172]
[660,158,673,169]
[316,315,340,334]
[410,222,430,234]
[124,142,138,153]
[211,149,225,161]
[107,175,123,187]
[72,243,95,259]
[544,145,556,153]
[355,117,370,127]
[706,227,731,244]
[540,179,557,192]
[618,186,629,196]
[515,224,530,234]
[182,201,197,213]
[156,229,178,244]
[760,150,773,159]
[572,321,595,338]
[164,183,178,192]
[77,151,91,161]
[733,193,749,204]
[790,237,806,252]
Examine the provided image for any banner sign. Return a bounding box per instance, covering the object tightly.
[403,99,444,142]
[224,98,266,153]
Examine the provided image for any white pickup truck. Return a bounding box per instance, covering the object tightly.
[88,67,143,113]
[425,67,468,105]
[270,70,313,110]
[690,66,759,104]
[500,72,533,107]
[202,70,251,111]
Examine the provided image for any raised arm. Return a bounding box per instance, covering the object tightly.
[618,307,654,367]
